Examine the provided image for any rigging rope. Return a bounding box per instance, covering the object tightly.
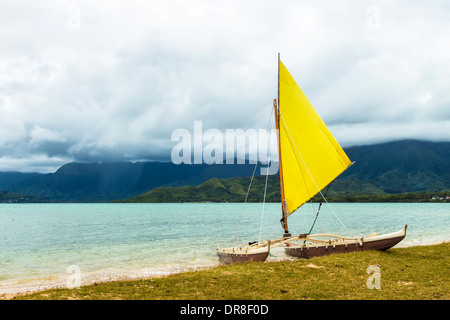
[258,148,271,244]
[258,109,274,243]
[307,183,331,235]
[232,108,274,245]
[232,161,258,245]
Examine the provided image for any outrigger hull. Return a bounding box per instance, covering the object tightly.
[217,250,269,264]
[217,242,271,264]
[285,225,407,259]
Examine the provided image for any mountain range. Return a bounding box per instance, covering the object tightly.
[0,161,259,202]
[1,140,449,202]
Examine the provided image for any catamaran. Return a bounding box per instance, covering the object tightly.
[217,54,407,264]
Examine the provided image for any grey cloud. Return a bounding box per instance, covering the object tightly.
[0,1,449,172]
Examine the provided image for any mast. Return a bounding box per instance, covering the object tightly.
[275,53,290,236]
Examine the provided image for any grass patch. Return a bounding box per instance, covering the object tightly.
[14,243,449,300]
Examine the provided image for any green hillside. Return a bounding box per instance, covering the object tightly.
[0,191,42,203]
[120,176,279,203]
[121,174,450,203]
[119,175,396,203]
[341,140,450,193]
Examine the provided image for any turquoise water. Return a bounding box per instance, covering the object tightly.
[0,203,449,293]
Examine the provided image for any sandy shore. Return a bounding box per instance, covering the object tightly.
[0,265,217,300]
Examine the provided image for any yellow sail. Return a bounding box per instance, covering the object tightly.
[279,60,352,216]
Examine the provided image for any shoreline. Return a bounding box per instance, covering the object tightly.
[0,263,218,300]
[1,241,447,300]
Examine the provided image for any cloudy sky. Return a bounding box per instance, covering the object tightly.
[1,0,449,172]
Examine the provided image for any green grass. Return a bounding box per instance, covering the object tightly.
[14,243,449,300]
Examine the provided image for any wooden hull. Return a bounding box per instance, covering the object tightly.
[285,226,407,259]
[217,226,407,263]
[217,250,269,264]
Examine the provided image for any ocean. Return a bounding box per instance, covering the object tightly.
[0,202,448,294]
